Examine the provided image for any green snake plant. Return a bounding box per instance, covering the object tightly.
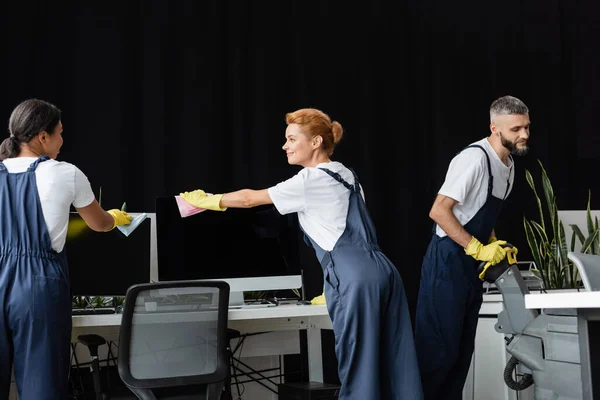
[523,160,600,289]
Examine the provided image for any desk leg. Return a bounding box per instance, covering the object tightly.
[307,328,323,382]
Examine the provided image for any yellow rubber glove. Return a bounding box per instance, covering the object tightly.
[465,237,508,266]
[179,189,227,211]
[107,209,133,231]
[478,246,519,280]
[488,235,497,244]
[311,292,326,305]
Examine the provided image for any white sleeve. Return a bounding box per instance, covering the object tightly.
[72,166,96,208]
[267,171,307,215]
[438,150,486,205]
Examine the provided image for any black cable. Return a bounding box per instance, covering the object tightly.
[226,334,248,399]
[504,356,534,391]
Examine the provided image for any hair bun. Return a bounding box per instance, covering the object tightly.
[331,121,344,144]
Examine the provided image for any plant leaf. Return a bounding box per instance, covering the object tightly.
[524,217,548,288]
[587,191,594,236]
[539,160,555,232]
[526,169,545,231]
[595,216,600,254]
[550,200,560,257]
[571,224,586,247]
[558,220,569,270]
[531,220,549,244]
[582,229,600,254]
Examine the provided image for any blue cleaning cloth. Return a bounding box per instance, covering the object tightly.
[117,213,147,237]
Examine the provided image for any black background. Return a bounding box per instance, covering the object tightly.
[4,0,600,325]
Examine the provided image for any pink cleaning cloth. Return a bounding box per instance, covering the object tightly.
[175,195,209,218]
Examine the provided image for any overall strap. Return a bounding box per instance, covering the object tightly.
[348,168,361,192]
[503,155,514,201]
[319,168,359,192]
[463,145,493,199]
[27,155,50,172]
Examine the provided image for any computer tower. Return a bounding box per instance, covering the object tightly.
[278,382,340,400]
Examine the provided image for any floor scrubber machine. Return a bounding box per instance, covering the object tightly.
[479,245,582,399]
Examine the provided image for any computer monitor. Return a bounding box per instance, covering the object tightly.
[155,196,304,305]
[66,212,155,297]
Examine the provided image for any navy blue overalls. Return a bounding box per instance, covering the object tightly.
[0,156,72,399]
[414,145,512,400]
[303,168,423,400]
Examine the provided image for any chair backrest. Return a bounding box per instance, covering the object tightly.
[568,252,600,291]
[118,280,230,399]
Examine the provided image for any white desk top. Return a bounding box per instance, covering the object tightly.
[524,290,600,309]
[72,303,329,328]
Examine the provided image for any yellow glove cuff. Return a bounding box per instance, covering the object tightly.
[201,194,227,211]
[465,237,483,256]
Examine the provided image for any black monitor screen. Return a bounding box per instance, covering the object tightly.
[66,213,151,296]
[155,196,310,282]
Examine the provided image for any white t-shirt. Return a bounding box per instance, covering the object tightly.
[268,161,365,251]
[2,157,96,252]
[436,138,514,237]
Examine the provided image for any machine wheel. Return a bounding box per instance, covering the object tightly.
[504,356,534,390]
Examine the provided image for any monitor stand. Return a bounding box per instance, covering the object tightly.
[229,291,246,308]
[297,269,312,305]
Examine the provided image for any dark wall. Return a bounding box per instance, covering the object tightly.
[4,0,600,314]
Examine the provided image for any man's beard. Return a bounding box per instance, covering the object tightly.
[500,131,529,156]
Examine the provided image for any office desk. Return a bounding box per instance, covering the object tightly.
[72,304,332,382]
[525,291,600,400]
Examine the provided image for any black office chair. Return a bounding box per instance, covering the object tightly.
[117,280,231,400]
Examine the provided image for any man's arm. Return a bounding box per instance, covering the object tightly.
[429,194,473,248]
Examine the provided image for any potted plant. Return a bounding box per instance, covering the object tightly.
[523,160,600,289]
[72,295,88,310]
